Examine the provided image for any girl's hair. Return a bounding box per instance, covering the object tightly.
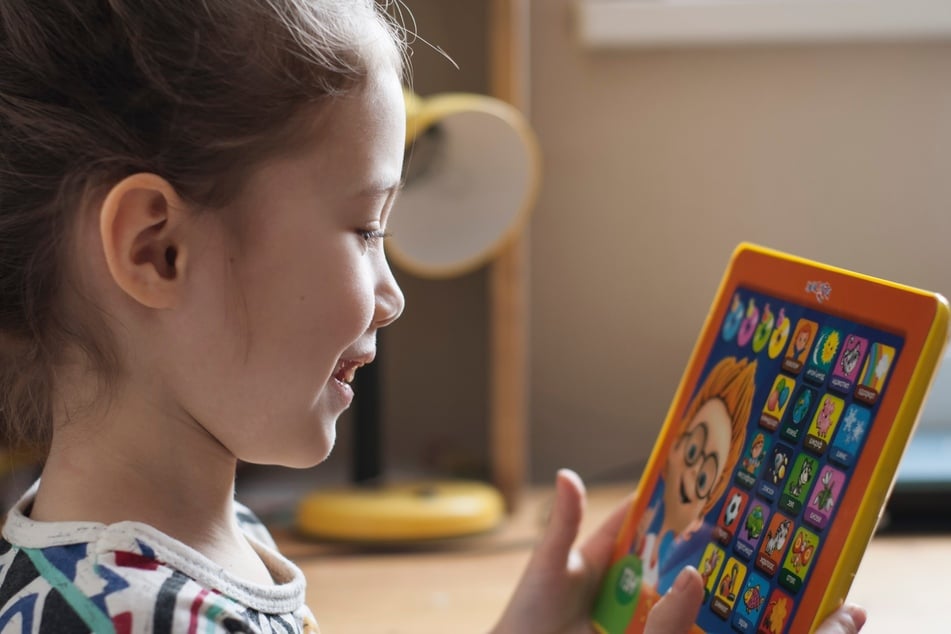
[0,0,408,451]
[677,356,757,517]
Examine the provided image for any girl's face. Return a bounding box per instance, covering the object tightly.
[168,66,406,467]
[663,398,732,534]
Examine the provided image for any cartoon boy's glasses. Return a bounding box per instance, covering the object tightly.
[679,422,720,500]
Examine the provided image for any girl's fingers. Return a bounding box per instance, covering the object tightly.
[643,567,705,634]
[814,604,867,634]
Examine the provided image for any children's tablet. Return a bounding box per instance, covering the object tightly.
[591,243,948,634]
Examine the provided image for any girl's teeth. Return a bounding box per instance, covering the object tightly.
[336,361,359,383]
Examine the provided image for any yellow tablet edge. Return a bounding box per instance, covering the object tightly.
[809,287,949,630]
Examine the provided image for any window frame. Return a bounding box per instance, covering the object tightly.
[576,0,951,48]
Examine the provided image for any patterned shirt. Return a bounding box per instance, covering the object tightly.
[0,483,319,633]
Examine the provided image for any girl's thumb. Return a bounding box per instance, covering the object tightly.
[537,469,586,562]
[644,567,705,634]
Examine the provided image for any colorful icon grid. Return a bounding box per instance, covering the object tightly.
[696,287,902,633]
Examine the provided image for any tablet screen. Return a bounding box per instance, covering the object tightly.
[640,285,903,633]
[592,244,947,634]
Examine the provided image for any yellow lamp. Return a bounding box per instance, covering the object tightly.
[295,90,540,543]
[391,90,541,278]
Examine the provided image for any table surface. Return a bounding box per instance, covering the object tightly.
[273,484,948,634]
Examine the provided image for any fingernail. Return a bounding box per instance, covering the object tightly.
[671,566,695,594]
[846,604,867,630]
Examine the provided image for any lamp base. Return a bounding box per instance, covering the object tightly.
[295,479,505,542]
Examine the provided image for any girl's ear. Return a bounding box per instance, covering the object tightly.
[99,173,190,309]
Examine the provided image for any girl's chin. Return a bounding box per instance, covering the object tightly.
[240,419,337,469]
[250,440,335,469]
[278,451,333,470]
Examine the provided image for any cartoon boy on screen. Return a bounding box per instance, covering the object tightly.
[632,356,757,593]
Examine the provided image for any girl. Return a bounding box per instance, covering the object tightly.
[0,1,865,632]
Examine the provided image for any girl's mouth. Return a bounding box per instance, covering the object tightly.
[333,359,364,385]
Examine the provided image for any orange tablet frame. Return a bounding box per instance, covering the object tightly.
[592,242,948,634]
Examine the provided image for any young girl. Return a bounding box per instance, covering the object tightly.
[0,1,866,632]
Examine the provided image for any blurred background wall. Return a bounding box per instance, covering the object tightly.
[326,0,951,490]
[528,1,951,483]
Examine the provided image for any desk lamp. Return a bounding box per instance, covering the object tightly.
[295,90,540,542]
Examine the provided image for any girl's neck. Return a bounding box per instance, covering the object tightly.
[35,439,236,534]
[31,390,274,585]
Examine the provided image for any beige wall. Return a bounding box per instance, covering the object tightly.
[315,2,951,490]
[528,0,951,482]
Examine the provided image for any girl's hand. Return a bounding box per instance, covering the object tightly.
[491,469,867,634]
[491,469,703,634]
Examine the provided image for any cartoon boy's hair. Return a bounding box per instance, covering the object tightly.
[0,0,409,450]
[679,356,757,516]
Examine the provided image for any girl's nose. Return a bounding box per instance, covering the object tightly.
[374,264,404,328]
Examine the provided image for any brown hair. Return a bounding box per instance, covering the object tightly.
[0,0,408,450]
[677,356,757,516]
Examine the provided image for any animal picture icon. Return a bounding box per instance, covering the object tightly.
[736,501,771,561]
[765,520,791,557]
[768,445,791,485]
[780,453,820,516]
[756,513,794,577]
[733,572,770,632]
[784,527,819,578]
[812,396,841,439]
[805,394,844,454]
[789,456,815,498]
[830,334,868,393]
[745,505,766,540]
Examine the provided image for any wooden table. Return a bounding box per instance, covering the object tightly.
[273,485,948,633]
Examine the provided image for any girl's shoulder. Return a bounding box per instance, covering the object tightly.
[0,488,316,633]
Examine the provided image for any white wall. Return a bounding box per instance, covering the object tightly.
[528,0,951,482]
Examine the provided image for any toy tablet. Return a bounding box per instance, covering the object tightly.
[591,243,948,634]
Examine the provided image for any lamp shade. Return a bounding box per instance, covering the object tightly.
[390,91,541,278]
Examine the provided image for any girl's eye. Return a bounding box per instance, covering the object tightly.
[358,229,390,244]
